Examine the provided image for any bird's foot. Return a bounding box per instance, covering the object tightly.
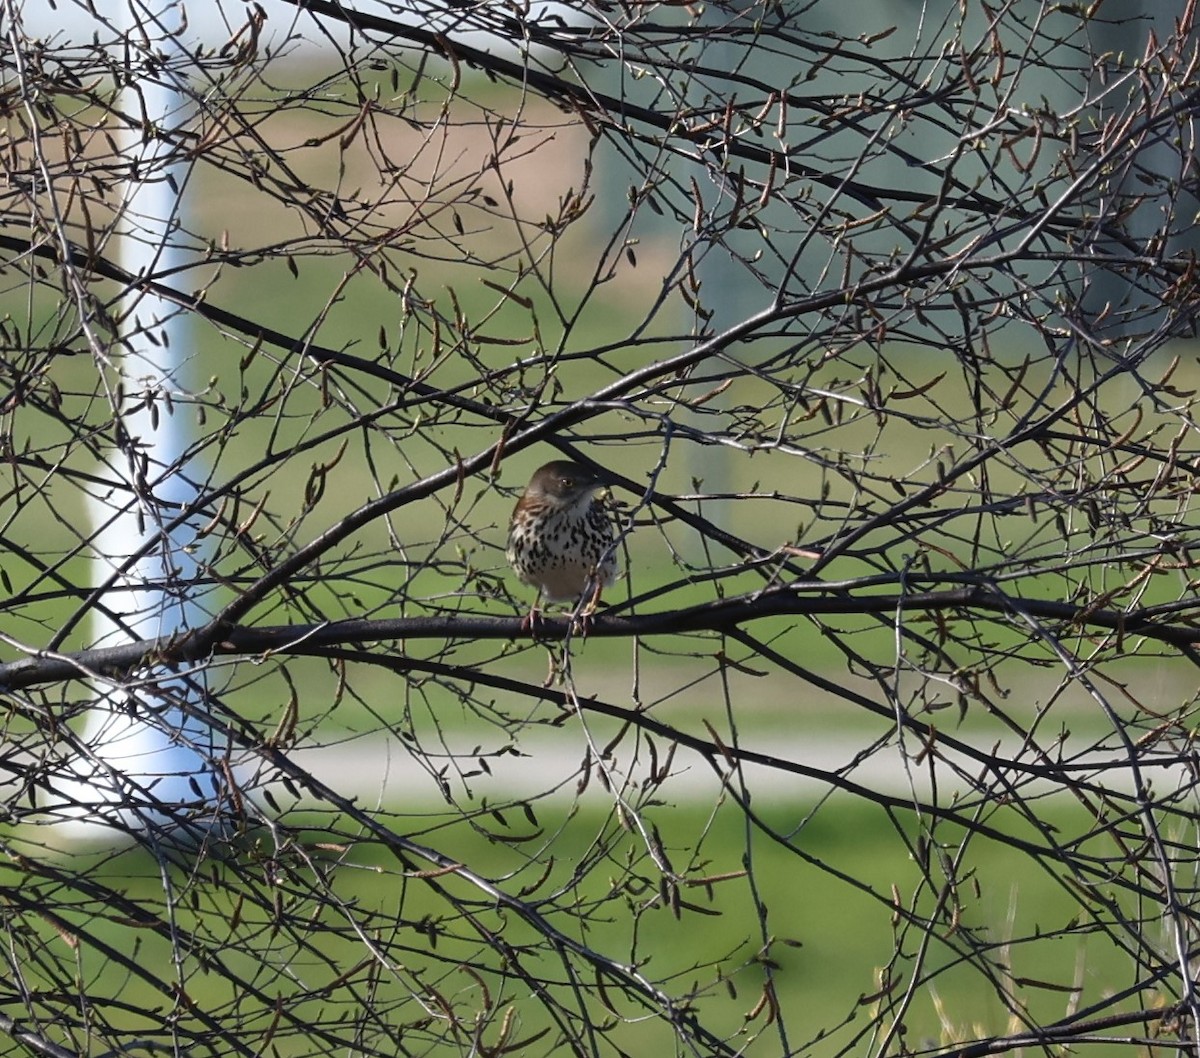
[520,606,545,638]
[569,610,596,638]
[569,582,604,638]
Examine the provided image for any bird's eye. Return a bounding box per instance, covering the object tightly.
[559,477,574,489]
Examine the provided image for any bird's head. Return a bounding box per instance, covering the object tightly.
[523,461,608,509]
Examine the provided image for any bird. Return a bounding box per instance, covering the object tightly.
[506,460,618,628]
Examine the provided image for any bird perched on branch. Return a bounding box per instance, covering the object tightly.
[507,460,618,628]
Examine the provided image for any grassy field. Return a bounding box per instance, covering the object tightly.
[7,790,1164,1058]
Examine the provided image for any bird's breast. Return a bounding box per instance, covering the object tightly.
[506,500,617,602]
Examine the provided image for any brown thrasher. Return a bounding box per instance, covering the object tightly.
[506,460,617,626]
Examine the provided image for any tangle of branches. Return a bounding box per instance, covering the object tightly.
[2,2,1200,1057]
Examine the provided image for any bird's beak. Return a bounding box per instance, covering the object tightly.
[583,469,612,494]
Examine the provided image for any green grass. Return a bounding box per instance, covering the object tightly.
[2,793,1162,1057]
